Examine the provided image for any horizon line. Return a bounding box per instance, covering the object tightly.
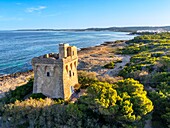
[1,25,170,31]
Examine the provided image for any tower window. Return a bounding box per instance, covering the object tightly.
[73,72,74,76]
[66,65,68,72]
[69,70,71,77]
[74,61,76,68]
[47,72,50,77]
[67,47,71,57]
[70,63,73,69]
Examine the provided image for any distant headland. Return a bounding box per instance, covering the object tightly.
[16,26,170,32]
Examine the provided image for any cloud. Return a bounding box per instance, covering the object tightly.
[26,6,47,13]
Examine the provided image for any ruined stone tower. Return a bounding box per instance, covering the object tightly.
[31,44,78,100]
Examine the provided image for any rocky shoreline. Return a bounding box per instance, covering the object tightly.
[0,40,129,98]
[0,70,34,98]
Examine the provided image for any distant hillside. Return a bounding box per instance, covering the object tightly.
[17,26,170,32]
[86,26,170,32]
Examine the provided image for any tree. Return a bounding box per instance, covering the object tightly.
[79,79,153,127]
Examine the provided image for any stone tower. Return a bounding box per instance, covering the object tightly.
[31,43,78,100]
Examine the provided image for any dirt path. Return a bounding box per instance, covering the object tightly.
[102,55,131,76]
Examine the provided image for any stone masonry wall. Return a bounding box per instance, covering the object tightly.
[32,43,78,100]
[33,63,64,99]
[63,58,78,99]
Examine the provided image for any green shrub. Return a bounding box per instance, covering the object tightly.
[118,32,170,127]
[78,79,153,127]
[74,83,81,92]
[29,93,47,99]
[151,51,165,57]
[115,59,122,63]
[104,61,115,69]
[78,71,98,89]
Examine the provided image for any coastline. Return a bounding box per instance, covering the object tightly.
[0,40,129,98]
[0,40,127,78]
[0,70,33,98]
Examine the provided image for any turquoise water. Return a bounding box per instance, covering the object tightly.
[0,31,136,75]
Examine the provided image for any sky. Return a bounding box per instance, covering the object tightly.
[0,0,170,30]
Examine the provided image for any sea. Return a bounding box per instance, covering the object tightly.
[0,31,136,76]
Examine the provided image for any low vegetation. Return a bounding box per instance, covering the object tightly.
[119,32,170,128]
[78,70,98,89]
[0,77,153,127]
